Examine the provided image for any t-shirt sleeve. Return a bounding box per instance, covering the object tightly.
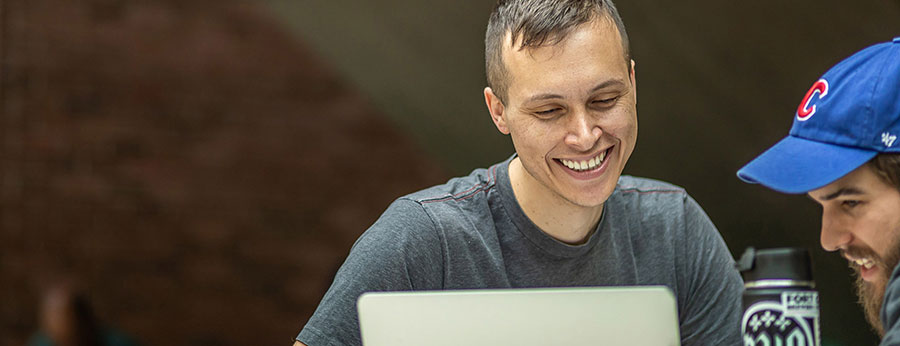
[676,195,744,346]
[296,198,444,346]
[880,263,900,346]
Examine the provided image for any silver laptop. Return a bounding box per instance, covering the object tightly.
[357,286,681,346]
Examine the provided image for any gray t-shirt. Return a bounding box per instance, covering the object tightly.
[297,157,743,346]
[880,262,900,345]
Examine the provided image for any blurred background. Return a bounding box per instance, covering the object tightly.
[2,0,899,345]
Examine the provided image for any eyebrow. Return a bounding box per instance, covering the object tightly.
[523,79,628,104]
[816,187,866,201]
[588,79,627,94]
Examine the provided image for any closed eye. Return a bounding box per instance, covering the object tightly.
[842,200,862,209]
[591,96,619,106]
[535,108,561,116]
[537,108,558,114]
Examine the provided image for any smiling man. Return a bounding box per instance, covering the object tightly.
[293,1,742,345]
[738,38,900,343]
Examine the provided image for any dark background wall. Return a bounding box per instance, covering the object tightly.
[2,0,900,345]
[0,1,449,345]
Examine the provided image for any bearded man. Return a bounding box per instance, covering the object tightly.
[738,37,900,343]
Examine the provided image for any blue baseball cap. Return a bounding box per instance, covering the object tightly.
[737,37,900,194]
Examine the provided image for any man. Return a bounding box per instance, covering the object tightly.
[294,1,742,345]
[738,37,900,344]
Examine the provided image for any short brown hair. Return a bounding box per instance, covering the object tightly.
[484,0,631,103]
[868,154,900,190]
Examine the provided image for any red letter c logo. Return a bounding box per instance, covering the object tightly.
[797,79,829,121]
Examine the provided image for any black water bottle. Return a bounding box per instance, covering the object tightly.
[736,247,820,346]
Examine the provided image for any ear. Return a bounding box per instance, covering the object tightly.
[484,87,510,134]
[629,59,637,104]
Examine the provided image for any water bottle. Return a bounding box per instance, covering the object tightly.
[736,247,820,346]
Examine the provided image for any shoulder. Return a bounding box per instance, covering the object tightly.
[608,175,713,237]
[881,263,900,344]
[403,164,500,205]
[615,175,686,196]
[360,198,436,249]
[392,164,502,228]
[611,175,689,213]
[360,164,501,247]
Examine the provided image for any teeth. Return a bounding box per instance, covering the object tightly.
[561,151,607,172]
[854,258,875,269]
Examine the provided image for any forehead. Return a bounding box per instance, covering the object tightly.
[500,17,627,99]
[809,165,890,200]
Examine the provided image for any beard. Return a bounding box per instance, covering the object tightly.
[851,240,900,338]
[856,269,889,337]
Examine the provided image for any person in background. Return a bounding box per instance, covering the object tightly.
[738,37,900,344]
[28,282,139,346]
[294,0,743,345]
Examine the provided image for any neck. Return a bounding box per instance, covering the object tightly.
[508,158,604,244]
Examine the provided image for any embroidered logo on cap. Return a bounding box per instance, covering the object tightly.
[882,132,897,147]
[796,79,829,121]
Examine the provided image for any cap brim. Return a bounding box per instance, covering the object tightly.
[737,135,877,194]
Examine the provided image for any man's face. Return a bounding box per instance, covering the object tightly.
[808,164,900,336]
[485,18,637,208]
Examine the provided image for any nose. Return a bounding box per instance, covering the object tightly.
[819,211,852,252]
[563,109,602,151]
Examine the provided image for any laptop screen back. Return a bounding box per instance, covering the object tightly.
[357,286,680,346]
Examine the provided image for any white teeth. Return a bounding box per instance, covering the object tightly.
[854,258,875,269]
[561,151,607,172]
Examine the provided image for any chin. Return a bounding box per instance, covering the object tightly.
[857,239,900,337]
[856,273,887,337]
[561,184,616,208]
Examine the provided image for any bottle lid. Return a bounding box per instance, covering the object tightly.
[736,247,814,288]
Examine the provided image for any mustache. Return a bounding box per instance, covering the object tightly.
[841,246,884,266]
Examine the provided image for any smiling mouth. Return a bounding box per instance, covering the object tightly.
[843,251,877,271]
[557,147,611,172]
